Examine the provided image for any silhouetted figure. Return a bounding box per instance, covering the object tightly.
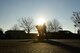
[36,23,46,41]
[42,23,47,39]
[36,25,42,40]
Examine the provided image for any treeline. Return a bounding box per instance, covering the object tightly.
[0,30,80,39]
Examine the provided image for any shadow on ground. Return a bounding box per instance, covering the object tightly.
[39,40,80,53]
[18,39,80,53]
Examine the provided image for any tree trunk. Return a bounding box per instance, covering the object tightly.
[28,28,30,34]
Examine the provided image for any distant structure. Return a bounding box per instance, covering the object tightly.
[0,30,3,39]
[77,29,80,34]
[5,30,27,39]
[0,30,3,35]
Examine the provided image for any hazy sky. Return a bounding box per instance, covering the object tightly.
[0,0,80,32]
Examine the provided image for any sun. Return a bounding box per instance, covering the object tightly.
[36,18,45,25]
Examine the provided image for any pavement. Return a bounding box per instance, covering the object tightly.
[0,39,80,53]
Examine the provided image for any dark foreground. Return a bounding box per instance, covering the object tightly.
[0,39,80,53]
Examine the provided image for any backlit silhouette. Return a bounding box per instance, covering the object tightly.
[36,23,46,40]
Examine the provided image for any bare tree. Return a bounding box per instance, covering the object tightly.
[18,17,34,34]
[47,19,62,32]
[71,12,80,28]
[11,24,20,30]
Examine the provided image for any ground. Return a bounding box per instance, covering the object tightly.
[0,39,80,53]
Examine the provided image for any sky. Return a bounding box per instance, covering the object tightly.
[0,0,80,33]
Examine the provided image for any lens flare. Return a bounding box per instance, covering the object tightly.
[36,18,45,25]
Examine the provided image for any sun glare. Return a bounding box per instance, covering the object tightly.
[37,34,39,36]
[36,18,45,25]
